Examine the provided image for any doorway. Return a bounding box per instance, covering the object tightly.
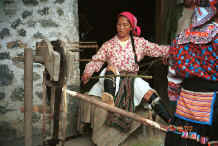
[78,0,157,76]
[78,0,157,44]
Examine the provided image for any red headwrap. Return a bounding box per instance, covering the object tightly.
[119,11,141,36]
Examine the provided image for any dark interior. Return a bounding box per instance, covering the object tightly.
[78,0,160,92]
[79,0,156,44]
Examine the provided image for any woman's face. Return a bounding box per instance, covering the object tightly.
[116,16,132,40]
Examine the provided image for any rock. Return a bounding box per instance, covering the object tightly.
[35,91,42,99]
[10,87,24,102]
[33,72,41,81]
[23,0,39,6]
[57,8,64,16]
[38,7,49,16]
[0,52,10,60]
[22,10,32,19]
[32,113,40,123]
[40,0,48,2]
[27,19,36,27]
[0,105,15,114]
[0,92,5,100]
[33,32,45,39]
[0,28,10,39]
[17,29,26,37]
[40,19,58,27]
[11,18,22,29]
[0,121,17,139]
[3,0,17,16]
[55,0,65,4]
[0,64,14,86]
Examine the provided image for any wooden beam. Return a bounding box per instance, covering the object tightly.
[65,89,167,132]
[12,56,44,64]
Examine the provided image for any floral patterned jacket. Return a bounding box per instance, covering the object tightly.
[83,35,169,79]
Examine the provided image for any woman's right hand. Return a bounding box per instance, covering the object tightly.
[82,73,90,85]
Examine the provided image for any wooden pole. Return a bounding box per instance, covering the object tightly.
[64,89,167,132]
[24,48,33,146]
[91,74,153,80]
[42,71,47,144]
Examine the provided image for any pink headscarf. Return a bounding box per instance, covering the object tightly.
[119,11,141,36]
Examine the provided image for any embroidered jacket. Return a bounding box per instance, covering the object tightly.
[167,22,218,101]
[83,35,169,79]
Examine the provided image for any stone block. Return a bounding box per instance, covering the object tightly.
[40,19,58,28]
[40,0,48,2]
[22,10,32,19]
[17,29,26,37]
[11,19,22,29]
[3,0,17,15]
[55,0,65,4]
[27,19,37,27]
[56,8,64,16]
[33,72,41,81]
[0,64,14,86]
[38,7,49,16]
[0,92,5,100]
[33,32,45,39]
[10,87,24,102]
[0,28,10,39]
[23,0,39,6]
[0,52,10,60]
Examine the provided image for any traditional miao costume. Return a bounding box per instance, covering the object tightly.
[166,1,218,145]
[82,11,172,132]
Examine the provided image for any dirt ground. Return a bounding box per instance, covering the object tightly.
[61,126,166,146]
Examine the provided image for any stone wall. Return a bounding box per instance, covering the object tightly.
[0,0,79,145]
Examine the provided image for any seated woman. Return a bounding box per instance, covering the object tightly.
[80,11,171,145]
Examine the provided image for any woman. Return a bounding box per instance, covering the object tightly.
[82,11,171,132]
[165,0,218,145]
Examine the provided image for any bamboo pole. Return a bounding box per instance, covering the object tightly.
[64,89,167,132]
[12,56,43,63]
[70,44,98,49]
[24,48,33,146]
[42,71,47,144]
[91,74,153,79]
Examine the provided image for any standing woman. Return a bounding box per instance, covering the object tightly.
[82,11,171,131]
[166,0,218,145]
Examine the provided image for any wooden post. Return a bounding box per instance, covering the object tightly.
[42,71,47,144]
[24,48,33,146]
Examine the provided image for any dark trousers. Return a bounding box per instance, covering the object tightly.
[104,70,116,96]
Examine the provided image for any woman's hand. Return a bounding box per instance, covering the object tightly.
[162,56,169,65]
[82,73,90,85]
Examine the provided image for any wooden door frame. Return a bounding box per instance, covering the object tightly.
[155,0,164,43]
